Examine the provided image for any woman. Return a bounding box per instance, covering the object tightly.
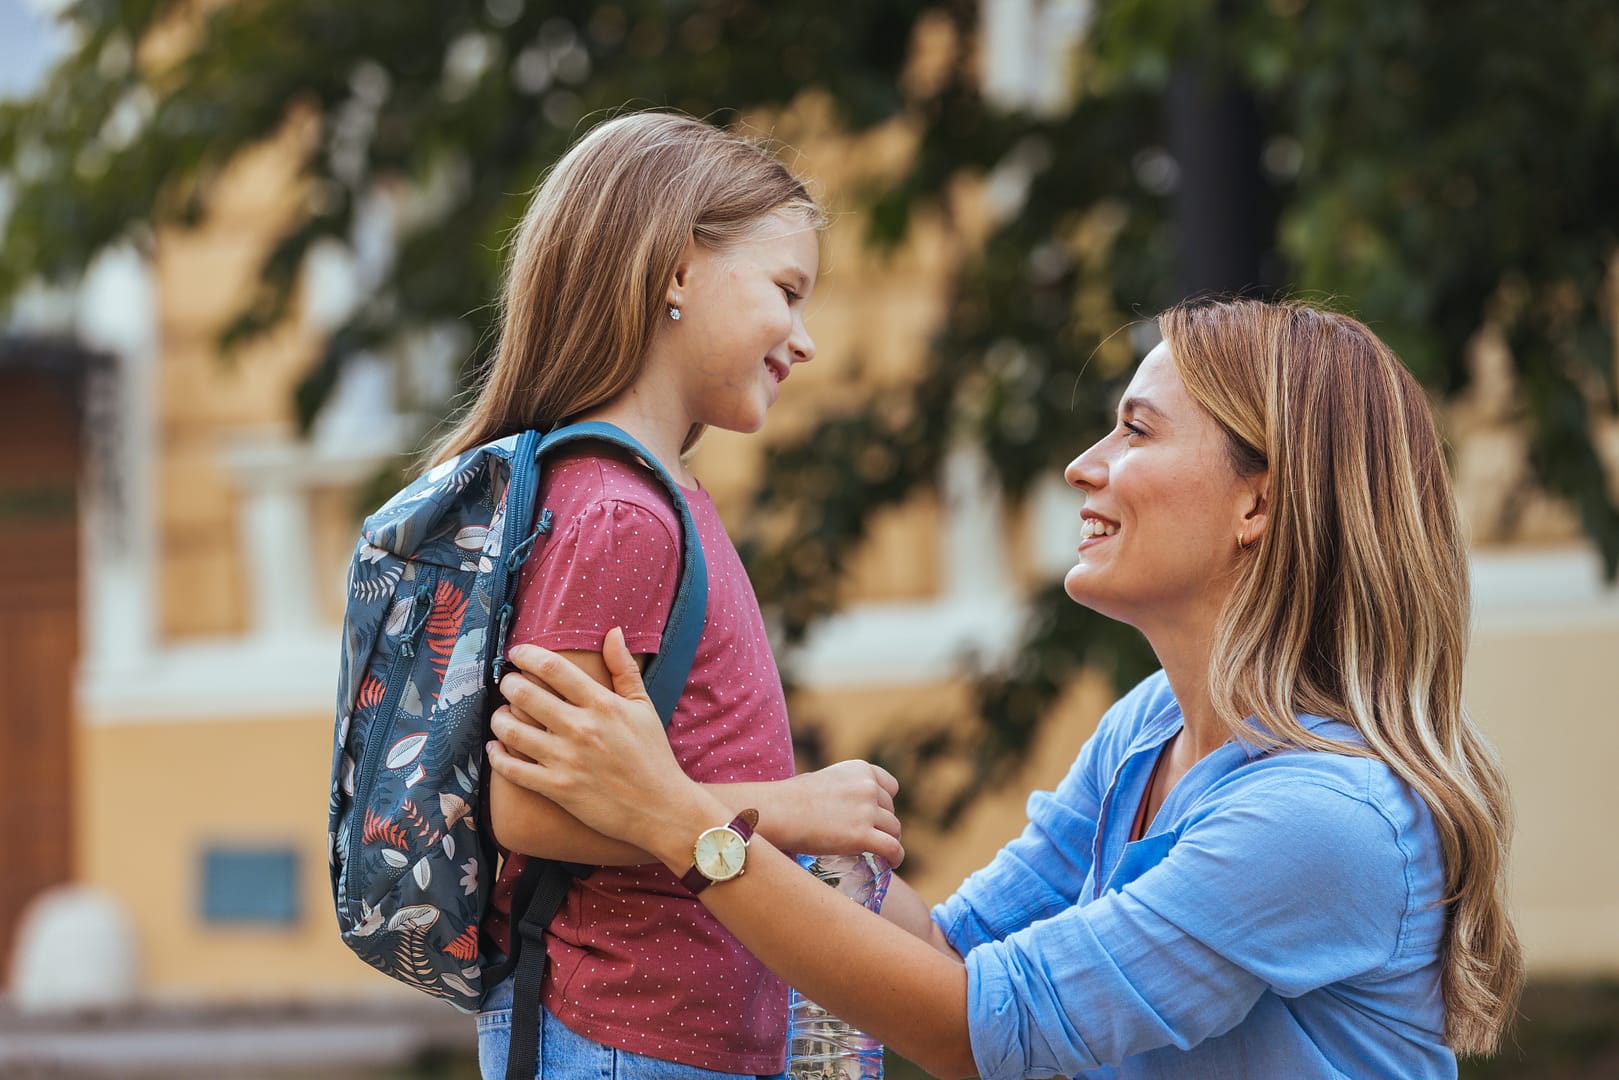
[486,298,1523,1078]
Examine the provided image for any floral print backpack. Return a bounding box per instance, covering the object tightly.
[326,422,708,1033]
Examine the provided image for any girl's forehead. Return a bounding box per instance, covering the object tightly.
[745,213,819,248]
[744,220,819,273]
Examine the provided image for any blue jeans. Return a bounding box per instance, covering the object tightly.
[477,975,786,1080]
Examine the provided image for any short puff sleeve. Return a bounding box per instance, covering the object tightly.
[506,499,682,656]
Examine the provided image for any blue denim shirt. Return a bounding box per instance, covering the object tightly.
[932,671,1455,1079]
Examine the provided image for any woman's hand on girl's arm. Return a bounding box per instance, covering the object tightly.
[493,653,905,867]
[487,648,657,865]
[493,715,906,866]
[488,631,977,1079]
[489,634,708,857]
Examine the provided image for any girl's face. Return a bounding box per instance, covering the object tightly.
[1062,342,1267,633]
[667,212,819,434]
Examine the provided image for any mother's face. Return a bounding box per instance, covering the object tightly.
[1062,342,1268,632]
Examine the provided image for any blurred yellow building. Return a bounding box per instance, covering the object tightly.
[2,8,1617,1033]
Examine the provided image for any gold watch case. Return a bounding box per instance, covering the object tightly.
[691,810,757,884]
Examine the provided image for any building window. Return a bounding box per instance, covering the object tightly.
[200,846,300,926]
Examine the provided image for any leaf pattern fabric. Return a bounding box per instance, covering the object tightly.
[327,439,519,1013]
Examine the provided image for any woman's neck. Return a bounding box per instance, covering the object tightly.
[1141,613,1228,761]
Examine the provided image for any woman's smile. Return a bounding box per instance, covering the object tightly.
[1078,512,1120,546]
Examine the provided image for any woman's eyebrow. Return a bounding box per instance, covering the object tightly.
[1120,395,1168,420]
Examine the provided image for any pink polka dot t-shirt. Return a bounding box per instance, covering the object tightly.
[485,444,795,1074]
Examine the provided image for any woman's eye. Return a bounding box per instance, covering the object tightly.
[1120,420,1146,438]
[779,284,799,302]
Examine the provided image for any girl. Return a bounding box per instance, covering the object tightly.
[489,298,1525,1078]
[426,111,904,1080]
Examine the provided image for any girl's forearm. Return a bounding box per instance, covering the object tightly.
[489,773,856,865]
[488,770,655,864]
[878,873,962,957]
[714,778,809,850]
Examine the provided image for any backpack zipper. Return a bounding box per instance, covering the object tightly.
[346,564,439,914]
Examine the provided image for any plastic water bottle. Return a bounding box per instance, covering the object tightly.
[787,852,892,1080]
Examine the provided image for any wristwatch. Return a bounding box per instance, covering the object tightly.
[680,809,759,894]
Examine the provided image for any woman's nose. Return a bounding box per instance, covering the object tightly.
[1065,441,1106,490]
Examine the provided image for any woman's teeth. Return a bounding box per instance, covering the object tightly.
[1080,519,1118,539]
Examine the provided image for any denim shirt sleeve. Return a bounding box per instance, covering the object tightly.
[964,774,1413,1080]
[933,672,1175,953]
[932,757,1102,953]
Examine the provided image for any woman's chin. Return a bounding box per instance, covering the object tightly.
[1063,565,1102,608]
[1064,567,1132,624]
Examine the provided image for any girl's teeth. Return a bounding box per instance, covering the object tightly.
[1082,520,1118,539]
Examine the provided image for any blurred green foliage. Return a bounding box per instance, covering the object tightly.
[0,0,932,424]
[1,1,1617,833]
[747,0,1619,824]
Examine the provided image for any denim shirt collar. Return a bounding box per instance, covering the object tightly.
[1090,702,1355,901]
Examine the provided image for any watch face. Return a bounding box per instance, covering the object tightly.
[694,826,747,882]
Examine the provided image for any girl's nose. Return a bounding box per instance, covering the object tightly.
[790,319,815,363]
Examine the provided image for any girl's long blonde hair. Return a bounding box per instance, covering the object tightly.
[1160,298,1522,1055]
[428,110,822,468]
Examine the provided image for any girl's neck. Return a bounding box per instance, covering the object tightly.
[576,385,698,490]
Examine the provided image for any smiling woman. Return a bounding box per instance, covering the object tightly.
[490,296,1523,1079]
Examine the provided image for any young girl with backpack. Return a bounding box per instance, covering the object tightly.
[422,111,903,1080]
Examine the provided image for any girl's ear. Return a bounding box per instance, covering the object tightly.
[667,236,699,306]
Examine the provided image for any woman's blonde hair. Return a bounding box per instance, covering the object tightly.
[427,110,822,467]
[1160,297,1523,1055]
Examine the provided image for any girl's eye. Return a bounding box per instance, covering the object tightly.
[779,284,800,302]
[1120,420,1146,438]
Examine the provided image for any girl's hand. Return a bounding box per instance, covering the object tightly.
[775,761,905,867]
[488,630,703,853]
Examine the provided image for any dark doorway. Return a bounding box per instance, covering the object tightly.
[0,365,82,980]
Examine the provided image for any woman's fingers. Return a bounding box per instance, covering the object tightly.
[488,707,538,763]
[506,644,606,710]
[486,735,551,790]
[490,705,553,762]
